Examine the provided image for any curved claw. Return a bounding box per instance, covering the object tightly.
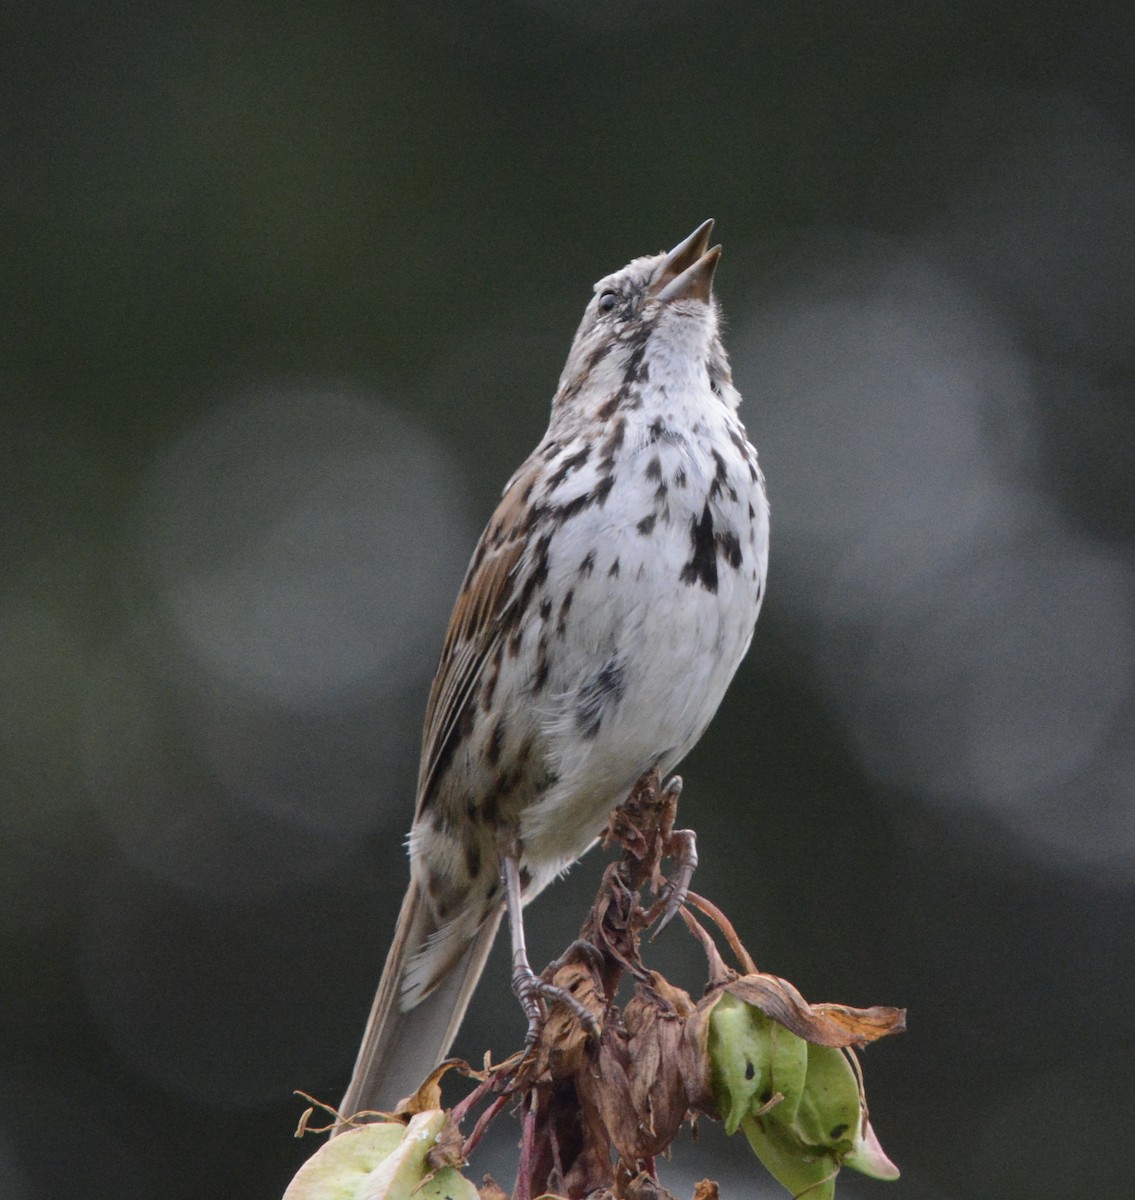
[650,827,698,940]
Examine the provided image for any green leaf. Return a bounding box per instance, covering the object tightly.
[708,991,772,1135]
[788,1045,861,1157]
[716,1000,900,1198]
[284,1122,409,1200]
[283,1112,479,1200]
[740,1111,838,1200]
[766,1018,809,1126]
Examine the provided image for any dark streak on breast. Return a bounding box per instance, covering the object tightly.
[509,532,553,630]
[576,657,626,740]
[594,324,653,420]
[680,503,718,593]
[708,449,729,499]
[717,530,743,569]
[728,425,752,458]
[557,473,615,522]
[598,418,626,471]
[546,444,592,491]
[708,448,739,502]
[556,587,574,635]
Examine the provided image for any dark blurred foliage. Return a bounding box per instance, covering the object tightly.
[2,3,1134,1198]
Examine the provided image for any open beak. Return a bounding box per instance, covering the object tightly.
[651,219,722,304]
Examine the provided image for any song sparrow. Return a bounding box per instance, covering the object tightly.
[339,220,769,1118]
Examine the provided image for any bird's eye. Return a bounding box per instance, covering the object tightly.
[597,290,619,314]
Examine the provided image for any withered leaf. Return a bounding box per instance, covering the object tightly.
[622,1172,682,1200]
[400,1058,469,1115]
[720,974,906,1047]
[621,986,693,1158]
[426,1112,466,1171]
[532,957,606,1078]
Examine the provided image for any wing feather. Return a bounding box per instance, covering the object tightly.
[414,459,543,814]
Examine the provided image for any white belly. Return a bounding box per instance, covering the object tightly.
[518,421,767,891]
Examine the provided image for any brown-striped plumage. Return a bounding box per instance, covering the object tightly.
[339,222,769,1118]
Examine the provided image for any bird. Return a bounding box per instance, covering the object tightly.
[338,220,769,1121]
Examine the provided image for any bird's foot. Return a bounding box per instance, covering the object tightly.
[631,773,697,937]
[649,824,698,937]
[512,956,601,1047]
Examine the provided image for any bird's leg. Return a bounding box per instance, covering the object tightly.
[502,854,541,1031]
[649,775,698,936]
[502,854,600,1045]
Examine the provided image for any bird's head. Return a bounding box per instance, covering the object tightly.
[554,220,736,420]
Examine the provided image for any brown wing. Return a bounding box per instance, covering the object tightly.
[414,457,543,816]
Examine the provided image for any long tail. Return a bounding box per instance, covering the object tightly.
[335,878,503,1128]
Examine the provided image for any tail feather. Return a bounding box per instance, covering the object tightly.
[336,879,503,1127]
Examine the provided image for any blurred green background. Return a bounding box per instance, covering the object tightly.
[3,3,1134,1198]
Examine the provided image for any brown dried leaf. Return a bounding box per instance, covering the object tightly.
[400,1058,468,1115]
[570,973,702,1168]
[642,970,696,1019]
[811,1001,909,1042]
[721,974,906,1047]
[427,1111,467,1172]
[583,1031,634,1161]
[621,986,692,1158]
[532,958,606,1079]
[691,1181,720,1200]
[678,987,716,1115]
[477,1175,510,1200]
[622,1172,682,1200]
